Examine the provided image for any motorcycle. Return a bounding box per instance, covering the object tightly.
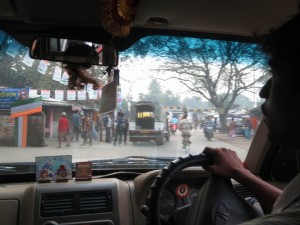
[204,122,214,141]
[169,123,178,134]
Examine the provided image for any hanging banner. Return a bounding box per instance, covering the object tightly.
[55,90,64,100]
[97,89,102,99]
[86,83,93,93]
[22,50,35,67]
[77,90,86,100]
[88,90,97,100]
[38,60,48,75]
[52,66,62,81]
[29,89,37,98]
[6,39,21,58]
[60,72,69,85]
[67,90,76,100]
[0,88,29,110]
[41,90,50,100]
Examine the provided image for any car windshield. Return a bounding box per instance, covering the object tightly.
[0,30,268,173]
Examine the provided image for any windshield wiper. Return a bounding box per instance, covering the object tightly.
[0,165,17,173]
[91,156,174,169]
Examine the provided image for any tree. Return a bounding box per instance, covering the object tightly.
[182,96,211,109]
[233,95,254,110]
[122,36,269,132]
[138,79,181,107]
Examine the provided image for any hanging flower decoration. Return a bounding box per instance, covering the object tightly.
[100,0,139,37]
[62,63,100,90]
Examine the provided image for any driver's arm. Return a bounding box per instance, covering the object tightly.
[203,147,282,214]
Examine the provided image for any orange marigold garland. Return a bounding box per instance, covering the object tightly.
[100,0,138,37]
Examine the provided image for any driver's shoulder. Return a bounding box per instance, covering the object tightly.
[239,211,300,225]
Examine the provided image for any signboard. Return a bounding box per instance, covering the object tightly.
[0,88,29,110]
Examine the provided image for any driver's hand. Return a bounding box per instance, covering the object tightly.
[202,147,247,179]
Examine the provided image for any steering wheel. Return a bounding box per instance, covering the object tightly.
[142,153,263,225]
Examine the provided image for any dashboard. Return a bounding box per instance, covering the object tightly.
[0,168,252,225]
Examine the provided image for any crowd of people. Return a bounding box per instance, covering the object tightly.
[56,110,129,148]
[228,116,259,140]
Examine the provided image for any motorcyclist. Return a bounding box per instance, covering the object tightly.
[203,116,214,139]
[170,116,179,133]
[170,116,179,125]
[179,112,193,149]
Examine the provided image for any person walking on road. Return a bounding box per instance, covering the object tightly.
[123,117,129,144]
[57,112,70,148]
[179,112,193,150]
[102,114,112,143]
[244,117,252,139]
[71,110,81,142]
[80,115,92,146]
[228,117,236,140]
[96,115,103,141]
[114,112,125,146]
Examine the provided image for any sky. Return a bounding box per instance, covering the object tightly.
[117,57,263,105]
[118,57,189,101]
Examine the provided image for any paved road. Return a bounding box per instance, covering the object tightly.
[0,129,251,163]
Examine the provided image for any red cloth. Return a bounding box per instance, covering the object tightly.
[58,117,69,132]
[251,117,258,129]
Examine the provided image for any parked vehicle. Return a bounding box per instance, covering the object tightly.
[129,101,170,144]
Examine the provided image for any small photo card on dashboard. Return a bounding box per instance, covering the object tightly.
[35,155,72,182]
[75,162,92,181]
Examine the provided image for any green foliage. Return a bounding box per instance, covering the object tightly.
[122,35,269,132]
[138,79,181,107]
[182,96,211,109]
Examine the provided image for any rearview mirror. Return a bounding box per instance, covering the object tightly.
[30,37,118,66]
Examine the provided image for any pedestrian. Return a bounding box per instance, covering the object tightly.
[95,115,103,141]
[250,115,259,136]
[57,112,70,148]
[244,117,252,139]
[179,112,193,149]
[203,13,300,224]
[113,111,124,146]
[228,117,236,140]
[102,114,112,143]
[80,115,92,146]
[71,110,81,141]
[182,104,188,114]
[123,117,129,144]
[91,119,98,141]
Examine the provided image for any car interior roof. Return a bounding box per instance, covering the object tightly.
[0,0,299,51]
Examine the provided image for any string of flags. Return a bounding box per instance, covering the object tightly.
[1,35,77,84]
[29,89,101,101]
[0,33,122,103]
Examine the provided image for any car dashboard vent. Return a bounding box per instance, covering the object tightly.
[41,190,112,217]
[79,191,112,213]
